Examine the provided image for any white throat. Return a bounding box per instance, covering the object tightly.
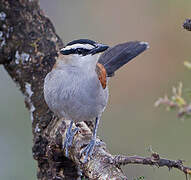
[60,53,100,70]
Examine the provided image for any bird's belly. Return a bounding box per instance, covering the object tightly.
[50,73,108,121]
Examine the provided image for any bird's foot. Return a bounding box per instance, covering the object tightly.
[82,138,103,163]
[63,124,78,157]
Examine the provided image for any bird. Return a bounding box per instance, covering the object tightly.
[43,39,149,162]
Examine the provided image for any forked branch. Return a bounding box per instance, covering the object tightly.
[1,0,191,179]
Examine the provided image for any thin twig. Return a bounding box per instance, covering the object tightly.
[113,153,191,176]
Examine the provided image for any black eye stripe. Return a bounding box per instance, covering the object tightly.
[60,49,75,55]
[76,48,90,55]
[60,48,91,56]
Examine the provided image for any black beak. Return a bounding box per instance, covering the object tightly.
[90,44,109,55]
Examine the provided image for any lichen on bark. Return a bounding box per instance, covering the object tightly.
[0,0,127,179]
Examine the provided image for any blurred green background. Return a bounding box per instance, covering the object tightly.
[1,0,191,179]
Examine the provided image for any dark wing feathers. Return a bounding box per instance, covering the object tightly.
[98,41,148,77]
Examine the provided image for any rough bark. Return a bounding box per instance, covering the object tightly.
[1,1,191,180]
[0,0,126,179]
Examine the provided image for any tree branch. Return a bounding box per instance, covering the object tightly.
[0,0,126,179]
[113,153,191,176]
[183,19,191,31]
[1,0,191,179]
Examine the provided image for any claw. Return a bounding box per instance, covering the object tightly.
[63,121,78,157]
[82,139,104,163]
[81,116,102,163]
[82,139,96,163]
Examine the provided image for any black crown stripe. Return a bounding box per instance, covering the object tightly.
[66,39,96,46]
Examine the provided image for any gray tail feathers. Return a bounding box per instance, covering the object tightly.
[98,41,149,77]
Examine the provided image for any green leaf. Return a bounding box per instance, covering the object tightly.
[184,61,191,69]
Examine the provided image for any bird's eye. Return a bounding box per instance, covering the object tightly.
[76,48,83,54]
[75,48,90,56]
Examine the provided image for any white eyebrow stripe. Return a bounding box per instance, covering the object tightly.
[61,43,94,51]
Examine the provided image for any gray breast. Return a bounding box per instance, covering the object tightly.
[44,68,109,122]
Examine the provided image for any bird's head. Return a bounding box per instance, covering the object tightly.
[59,39,109,67]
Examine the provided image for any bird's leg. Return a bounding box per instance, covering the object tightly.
[63,120,79,157]
[82,116,101,163]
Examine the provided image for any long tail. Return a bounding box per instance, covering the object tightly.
[98,41,149,77]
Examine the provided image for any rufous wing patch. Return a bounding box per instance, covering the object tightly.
[96,63,107,89]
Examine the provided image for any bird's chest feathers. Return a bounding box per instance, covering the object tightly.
[59,66,101,101]
[74,70,100,96]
